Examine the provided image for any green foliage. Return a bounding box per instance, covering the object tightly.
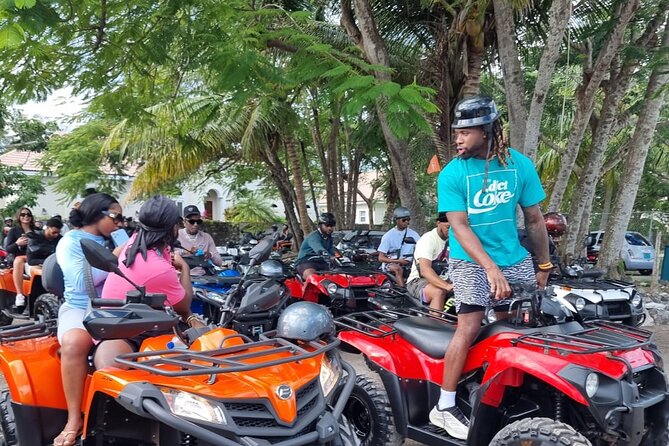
[0,163,43,215]
[39,121,128,201]
[224,193,280,232]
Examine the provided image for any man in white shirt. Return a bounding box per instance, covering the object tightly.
[406,212,453,311]
[377,207,420,287]
[177,205,222,267]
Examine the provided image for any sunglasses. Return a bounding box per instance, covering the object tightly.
[399,217,411,222]
[102,210,124,223]
[187,219,203,225]
[20,212,32,217]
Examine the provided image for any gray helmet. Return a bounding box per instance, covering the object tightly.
[393,207,411,220]
[452,96,499,129]
[276,302,335,341]
[317,212,336,226]
[258,259,285,280]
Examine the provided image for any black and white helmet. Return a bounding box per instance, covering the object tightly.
[452,96,499,129]
[317,212,336,226]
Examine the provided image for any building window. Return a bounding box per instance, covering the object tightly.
[359,209,367,223]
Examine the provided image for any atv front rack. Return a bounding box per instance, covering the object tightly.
[0,319,57,343]
[114,332,340,378]
[511,320,653,354]
[335,307,456,337]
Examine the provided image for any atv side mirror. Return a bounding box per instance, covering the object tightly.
[403,237,416,244]
[81,239,121,275]
[248,235,275,266]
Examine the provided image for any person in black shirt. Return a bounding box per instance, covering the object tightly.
[27,217,64,266]
[4,207,37,310]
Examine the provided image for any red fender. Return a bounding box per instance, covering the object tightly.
[479,347,589,407]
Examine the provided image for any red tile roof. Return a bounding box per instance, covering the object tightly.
[0,150,137,176]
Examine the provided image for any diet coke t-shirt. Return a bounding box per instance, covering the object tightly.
[437,148,545,267]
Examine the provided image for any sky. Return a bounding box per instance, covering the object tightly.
[14,86,86,131]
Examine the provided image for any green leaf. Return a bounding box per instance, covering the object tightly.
[0,23,24,48]
[380,81,402,98]
[333,75,375,94]
[398,86,425,105]
[14,0,36,8]
[321,65,351,78]
[305,43,333,53]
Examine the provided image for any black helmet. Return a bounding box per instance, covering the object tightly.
[544,212,568,237]
[318,212,336,226]
[393,207,411,220]
[452,96,499,129]
[276,302,335,341]
[258,259,285,279]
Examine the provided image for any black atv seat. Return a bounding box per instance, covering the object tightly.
[394,317,456,358]
[395,316,586,359]
[41,254,64,298]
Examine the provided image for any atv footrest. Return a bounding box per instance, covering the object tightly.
[407,423,467,446]
[0,319,57,343]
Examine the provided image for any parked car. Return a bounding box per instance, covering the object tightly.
[586,230,655,275]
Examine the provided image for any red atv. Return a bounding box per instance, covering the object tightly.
[335,286,669,446]
[285,254,389,316]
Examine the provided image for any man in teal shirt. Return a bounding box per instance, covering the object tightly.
[429,96,552,440]
[295,213,336,280]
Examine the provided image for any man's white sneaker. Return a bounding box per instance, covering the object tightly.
[429,405,470,440]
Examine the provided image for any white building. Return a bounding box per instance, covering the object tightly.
[0,149,285,221]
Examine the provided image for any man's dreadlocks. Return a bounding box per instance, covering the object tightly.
[480,119,510,191]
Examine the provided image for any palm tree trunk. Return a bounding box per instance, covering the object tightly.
[300,140,319,214]
[522,0,572,161]
[284,136,312,236]
[341,0,427,233]
[597,21,668,278]
[598,182,614,231]
[462,38,483,97]
[548,0,640,212]
[492,0,528,151]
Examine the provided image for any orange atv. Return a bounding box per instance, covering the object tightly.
[0,240,360,446]
[0,254,61,325]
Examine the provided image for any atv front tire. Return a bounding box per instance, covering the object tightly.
[0,390,17,446]
[33,293,60,322]
[332,414,362,446]
[490,417,591,446]
[342,359,403,446]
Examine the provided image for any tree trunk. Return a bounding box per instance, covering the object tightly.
[284,136,312,236]
[260,135,303,246]
[462,37,483,96]
[599,182,613,231]
[548,0,639,211]
[597,21,668,278]
[522,0,572,161]
[341,0,427,233]
[563,63,635,256]
[300,140,319,214]
[492,0,527,150]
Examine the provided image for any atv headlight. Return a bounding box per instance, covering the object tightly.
[319,352,343,398]
[631,293,642,308]
[585,373,599,398]
[160,389,227,425]
[326,282,339,296]
[575,298,586,311]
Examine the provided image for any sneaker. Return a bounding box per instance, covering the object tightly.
[429,405,470,440]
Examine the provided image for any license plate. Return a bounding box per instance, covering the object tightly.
[643,252,651,260]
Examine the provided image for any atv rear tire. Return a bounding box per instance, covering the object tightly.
[342,358,403,446]
[490,417,591,446]
[33,293,60,322]
[0,390,17,446]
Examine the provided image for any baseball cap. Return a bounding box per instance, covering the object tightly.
[437,212,448,223]
[183,205,200,218]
